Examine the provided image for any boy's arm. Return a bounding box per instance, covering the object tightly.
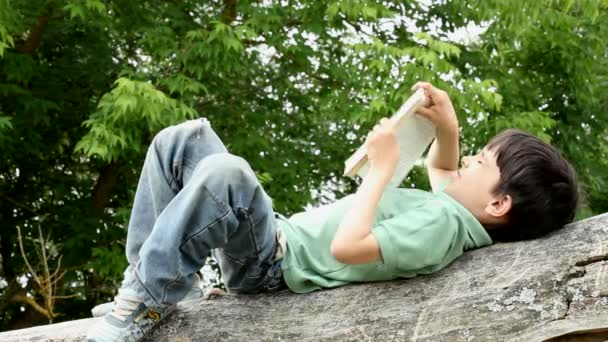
[330,169,387,264]
[413,83,460,191]
[330,118,399,265]
[426,130,459,191]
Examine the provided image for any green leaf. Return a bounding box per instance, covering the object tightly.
[0,116,12,130]
[85,0,106,13]
[64,3,86,20]
[361,6,378,19]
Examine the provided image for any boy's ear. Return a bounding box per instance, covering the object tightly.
[486,194,512,219]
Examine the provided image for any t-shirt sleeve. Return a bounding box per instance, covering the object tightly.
[372,201,459,272]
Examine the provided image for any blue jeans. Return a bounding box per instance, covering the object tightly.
[125,118,283,307]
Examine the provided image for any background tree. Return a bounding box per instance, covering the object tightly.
[0,0,605,330]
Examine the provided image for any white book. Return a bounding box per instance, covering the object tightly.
[344,88,436,187]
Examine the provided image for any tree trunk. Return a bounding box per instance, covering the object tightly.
[1,213,607,341]
[15,7,52,54]
[92,162,122,210]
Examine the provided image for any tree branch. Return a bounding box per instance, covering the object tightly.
[284,18,304,27]
[50,273,66,288]
[16,226,42,289]
[0,192,40,216]
[50,255,63,280]
[11,293,50,319]
[15,226,69,322]
[92,162,121,210]
[37,226,54,318]
[221,0,237,24]
[343,18,375,39]
[15,7,52,54]
[50,294,79,300]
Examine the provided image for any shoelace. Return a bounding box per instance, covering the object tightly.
[110,288,144,321]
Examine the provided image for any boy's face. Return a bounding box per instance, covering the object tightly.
[444,146,511,224]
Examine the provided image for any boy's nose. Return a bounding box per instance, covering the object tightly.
[461,156,471,168]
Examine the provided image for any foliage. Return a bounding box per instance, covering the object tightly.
[468,0,608,216]
[0,0,606,330]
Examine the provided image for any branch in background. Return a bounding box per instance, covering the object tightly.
[221,0,237,24]
[11,294,49,318]
[92,162,121,210]
[0,192,40,216]
[15,226,73,323]
[343,19,375,39]
[242,39,267,47]
[16,227,43,289]
[0,279,23,313]
[15,7,52,54]
[38,227,54,319]
[284,18,304,27]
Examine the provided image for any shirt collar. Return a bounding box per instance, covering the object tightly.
[436,191,493,248]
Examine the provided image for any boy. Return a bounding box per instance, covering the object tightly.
[86,83,578,341]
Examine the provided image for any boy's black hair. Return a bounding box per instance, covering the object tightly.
[485,129,579,242]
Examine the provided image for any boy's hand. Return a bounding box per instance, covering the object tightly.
[411,82,459,135]
[365,117,400,181]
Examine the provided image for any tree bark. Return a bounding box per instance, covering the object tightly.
[221,0,237,24]
[92,162,121,210]
[15,8,52,55]
[1,213,607,341]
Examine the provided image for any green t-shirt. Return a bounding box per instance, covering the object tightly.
[278,187,493,293]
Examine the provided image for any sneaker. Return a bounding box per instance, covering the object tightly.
[86,287,175,342]
[91,273,204,318]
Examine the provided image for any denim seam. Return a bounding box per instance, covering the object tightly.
[216,249,246,266]
[134,262,160,306]
[204,184,229,212]
[171,159,184,189]
[180,209,231,248]
[216,206,264,273]
[182,158,195,169]
[175,186,231,301]
[236,207,262,265]
[153,140,177,190]
[161,272,182,305]
[181,186,230,242]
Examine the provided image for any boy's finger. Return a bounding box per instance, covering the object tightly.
[379,117,396,129]
[365,131,373,142]
[411,82,442,102]
[415,107,434,119]
[411,81,433,92]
